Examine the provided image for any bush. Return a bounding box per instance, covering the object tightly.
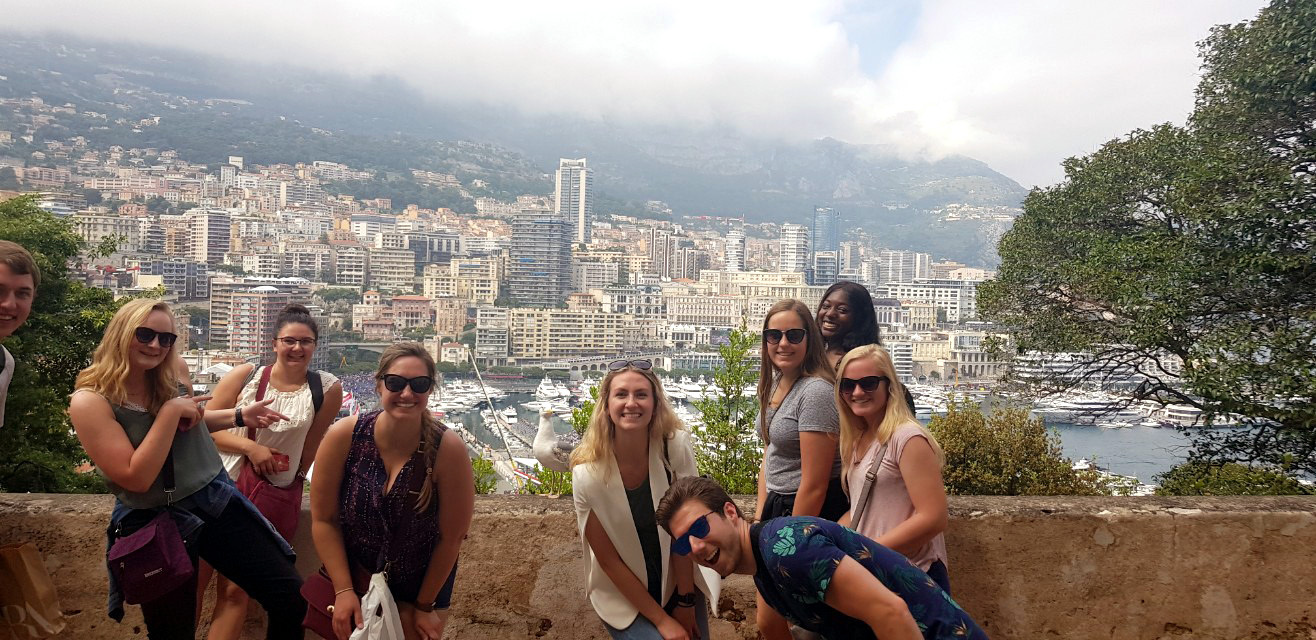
[471,456,498,495]
[1155,462,1313,496]
[928,403,1112,496]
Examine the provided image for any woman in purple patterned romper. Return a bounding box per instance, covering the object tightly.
[310,343,475,640]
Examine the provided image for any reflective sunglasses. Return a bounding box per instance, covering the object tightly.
[608,359,653,371]
[134,327,179,349]
[277,337,318,348]
[380,374,435,393]
[839,375,888,395]
[763,328,806,345]
[671,511,717,556]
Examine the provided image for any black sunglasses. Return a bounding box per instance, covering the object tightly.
[763,328,807,345]
[839,375,888,395]
[671,511,716,556]
[608,359,653,371]
[134,327,179,349]
[380,374,435,393]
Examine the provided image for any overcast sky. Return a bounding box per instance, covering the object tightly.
[7,0,1267,188]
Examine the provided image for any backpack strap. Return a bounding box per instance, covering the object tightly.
[306,369,324,414]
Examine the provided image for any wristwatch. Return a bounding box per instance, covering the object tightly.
[412,600,435,613]
[671,591,697,608]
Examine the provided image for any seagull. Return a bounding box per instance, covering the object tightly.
[532,409,575,473]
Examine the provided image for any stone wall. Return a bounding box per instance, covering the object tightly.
[2,494,1314,639]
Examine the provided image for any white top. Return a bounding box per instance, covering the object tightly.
[572,429,720,629]
[0,346,13,428]
[218,366,339,488]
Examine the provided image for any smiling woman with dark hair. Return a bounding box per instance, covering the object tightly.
[817,281,880,368]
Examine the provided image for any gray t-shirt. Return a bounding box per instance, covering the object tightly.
[763,375,841,494]
[0,345,12,428]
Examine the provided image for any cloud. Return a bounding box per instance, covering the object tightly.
[4,0,1267,186]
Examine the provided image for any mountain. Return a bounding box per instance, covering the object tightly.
[0,33,1026,264]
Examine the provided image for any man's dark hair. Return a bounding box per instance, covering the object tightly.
[0,240,40,289]
[656,476,743,533]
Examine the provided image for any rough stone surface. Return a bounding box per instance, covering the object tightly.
[2,494,1314,639]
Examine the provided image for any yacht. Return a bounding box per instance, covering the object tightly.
[535,377,560,400]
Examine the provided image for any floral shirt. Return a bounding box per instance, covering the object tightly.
[751,517,986,639]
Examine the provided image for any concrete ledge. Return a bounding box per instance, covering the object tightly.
[2,494,1314,639]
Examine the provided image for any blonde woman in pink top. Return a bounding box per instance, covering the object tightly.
[835,344,952,593]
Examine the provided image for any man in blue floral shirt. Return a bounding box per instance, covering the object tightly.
[657,476,987,640]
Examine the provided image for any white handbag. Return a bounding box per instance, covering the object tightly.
[349,573,405,640]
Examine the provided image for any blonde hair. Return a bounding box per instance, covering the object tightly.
[375,342,442,513]
[75,299,181,415]
[835,344,942,495]
[757,299,835,443]
[569,366,682,480]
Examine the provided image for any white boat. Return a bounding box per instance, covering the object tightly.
[535,376,560,400]
[501,406,519,421]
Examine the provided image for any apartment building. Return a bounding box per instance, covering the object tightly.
[366,247,416,293]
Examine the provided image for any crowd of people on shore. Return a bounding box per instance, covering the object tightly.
[0,236,987,639]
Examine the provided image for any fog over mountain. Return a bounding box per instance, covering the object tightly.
[4,34,1027,263]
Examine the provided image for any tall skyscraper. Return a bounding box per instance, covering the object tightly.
[509,209,572,306]
[839,241,863,272]
[779,223,811,275]
[186,208,231,265]
[875,249,932,284]
[555,158,594,244]
[813,251,839,287]
[725,224,746,272]
[647,227,679,279]
[812,207,839,255]
[229,286,292,362]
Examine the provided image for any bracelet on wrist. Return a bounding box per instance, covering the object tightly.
[412,600,435,613]
[671,591,697,608]
[334,586,353,596]
[234,405,245,428]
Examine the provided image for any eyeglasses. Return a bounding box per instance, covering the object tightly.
[839,375,888,395]
[380,374,435,393]
[608,359,653,371]
[277,337,318,348]
[763,328,806,345]
[671,511,716,556]
[134,327,179,349]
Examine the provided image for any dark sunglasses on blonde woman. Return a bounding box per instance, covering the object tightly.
[134,327,178,349]
[839,375,888,395]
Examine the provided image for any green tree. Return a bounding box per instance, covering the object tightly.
[0,167,20,190]
[928,404,1111,496]
[471,456,498,495]
[1156,462,1313,496]
[0,196,122,492]
[979,0,1316,475]
[692,325,762,494]
[316,287,362,304]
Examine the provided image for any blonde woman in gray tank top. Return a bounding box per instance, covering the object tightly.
[835,344,952,593]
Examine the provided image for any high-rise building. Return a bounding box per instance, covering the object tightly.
[186,209,232,265]
[725,225,746,272]
[209,276,312,349]
[812,207,839,256]
[812,251,839,287]
[366,247,417,293]
[646,228,679,279]
[555,158,594,244]
[839,241,863,272]
[229,286,293,361]
[509,209,572,306]
[874,249,932,284]
[779,223,810,275]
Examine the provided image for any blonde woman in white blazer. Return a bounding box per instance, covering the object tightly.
[572,360,720,640]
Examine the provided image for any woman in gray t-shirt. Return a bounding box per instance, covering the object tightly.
[753,299,846,639]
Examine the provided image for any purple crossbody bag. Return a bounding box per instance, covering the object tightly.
[107,451,194,605]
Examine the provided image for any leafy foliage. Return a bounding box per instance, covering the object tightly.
[1155,462,1313,496]
[315,287,363,304]
[692,325,762,494]
[979,0,1316,474]
[0,195,123,492]
[928,404,1111,496]
[471,455,498,495]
